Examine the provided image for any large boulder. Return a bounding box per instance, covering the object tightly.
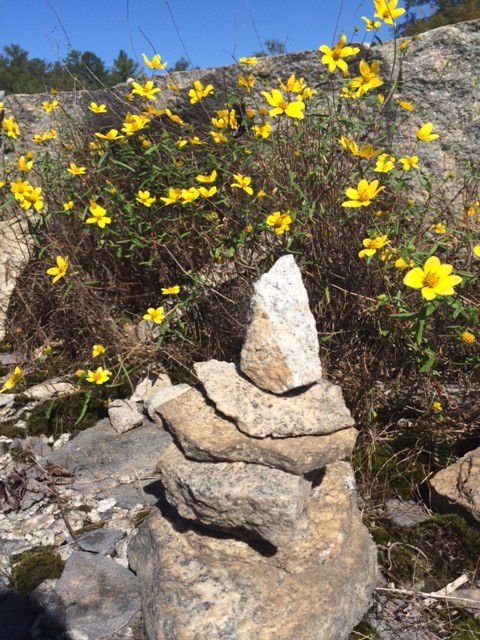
[0,218,30,342]
[129,461,378,640]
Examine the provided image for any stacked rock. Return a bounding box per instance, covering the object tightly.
[129,255,378,640]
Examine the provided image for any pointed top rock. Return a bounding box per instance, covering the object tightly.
[240,255,322,394]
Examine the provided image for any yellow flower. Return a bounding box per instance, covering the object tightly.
[261,89,305,119]
[19,186,44,212]
[86,203,111,228]
[252,122,271,139]
[196,170,217,183]
[181,187,200,204]
[397,99,414,111]
[279,74,307,94]
[342,179,384,207]
[0,366,23,394]
[474,245,480,258]
[141,53,167,70]
[2,116,21,139]
[162,109,185,125]
[142,139,152,148]
[92,344,106,358]
[432,223,446,234]
[403,256,462,300]
[160,188,183,205]
[239,57,258,66]
[46,256,69,284]
[86,367,111,385]
[121,113,150,136]
[188,80,214,104]
[198,186,217,198]
[319,35,360,73]
[143,307,165,324]
[75,369,85,377]
[89,102,107,113]
[131,80,161,101]
[399,156,418,171]
[349,60,383,97]
[136,190,156,207]
[339,136,380,159]
[375,153,396,173]
[231,174,253,195]
[265,211,292,235]
[395,257,410,269]
[374,0,405,24]
[256,189,267,199]
[416,123,439,142]
[10,179,30,198]
[166,83,180,92]
[161,286,180,295]
[209,131,227,144]
[460,331,475,345]
[361,17,381,31]
[188,136,204,146]
[41,100,59,113]
[16,156,33,172]
[432,401,443,413]
[63,201,74,211]
[238,75,256,93]
[67,163,86,176]
[358,234,389,258]
[95,129,124,141]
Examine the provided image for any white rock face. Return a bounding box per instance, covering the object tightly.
[108,399,144,434]
[240,255,322,394]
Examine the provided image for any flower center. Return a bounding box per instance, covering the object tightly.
[358,188,370,202]
[279,100,288,111]
[423,271,440,289]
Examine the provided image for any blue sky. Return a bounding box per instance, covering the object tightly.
[0,0,400,69]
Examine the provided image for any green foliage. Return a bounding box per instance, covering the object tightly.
[0,44,138,94]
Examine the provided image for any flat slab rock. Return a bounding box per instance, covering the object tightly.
[430,447,480,522]
[195,360,354,438]
[47,418,172,494]
[240,255,323,394]
[36,551,141,640]
[157,442,311,547]
[159,387,357,474]
[129,461,378,640]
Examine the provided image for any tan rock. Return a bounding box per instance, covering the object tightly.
[157,443,311,547]
[240,255,322,393]
[194,360,354,438]
[159,387,357,474]
[129,461,379,640]
[430,447,480,522]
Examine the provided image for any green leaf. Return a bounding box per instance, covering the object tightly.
[75,392,92,426]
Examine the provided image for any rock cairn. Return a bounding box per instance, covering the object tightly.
[129,255,378,640]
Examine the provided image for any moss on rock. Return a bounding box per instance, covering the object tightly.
[11,547,64,596]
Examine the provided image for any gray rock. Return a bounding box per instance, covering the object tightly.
[385,498,431,527]
[195,360,354,438]
[108,399,143,434]
[159,387,357,474]
[144,383,190,422]
[0,218,31,342]
[77,528,125,555]
[130,373,171,403]
[48,418,172,494]
[23,379,75,401]
[157,443,311,546]
[41,551,140,640]
[95,483,158,509]
[0,353,21,366]
[430,447,480,522]
[240,255,322,394]
[129,461,378,640]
